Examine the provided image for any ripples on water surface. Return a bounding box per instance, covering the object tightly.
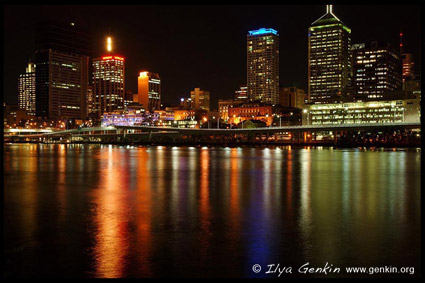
[4,144,421,278]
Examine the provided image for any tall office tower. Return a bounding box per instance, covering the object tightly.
[352,41,402,100]
[34,21,91,119]
[18,62,36,116]
[190,88,210,111]
[136,72,161,112]
[235,85,248,101]
[35,49,89,119]
[93,55,125,116]
[308,5,352,104]
[247,28,279,105]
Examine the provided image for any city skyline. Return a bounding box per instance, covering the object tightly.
[4,4,421,110]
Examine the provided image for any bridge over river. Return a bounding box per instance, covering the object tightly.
[4,122,421,146]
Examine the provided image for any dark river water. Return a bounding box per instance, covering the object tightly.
[3,144,421,278]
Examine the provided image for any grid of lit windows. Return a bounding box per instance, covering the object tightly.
[148,75,161,111]
[47,50,88,119]
[304,98,420,125]
[18,63,36,116]
[93,56,125,117]
[352,42,402,100]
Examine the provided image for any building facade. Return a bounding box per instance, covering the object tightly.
[352,42,402,100]
[235,85,248,101]
[228,102,273,126]
[218,99,242,122]
[4,104,33,127]
[93,55,125,117]
[35,49,89,119]
[190,88,210,111]
[136,72,161,112]
[18,62,36,116]
[247,28,279,105]
[308,5,351,104]
[303,93,420,125]
[124,89,134,108]
[279,86,306,109]
[86,85,93,116]
[402,53,415,85]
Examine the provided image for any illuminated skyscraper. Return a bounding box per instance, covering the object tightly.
[92,37,125,116]
[247,28,279,105]
[308,5,351,104]
[135,72,161,112]
[18,62,36,116]
[352,41,402,100]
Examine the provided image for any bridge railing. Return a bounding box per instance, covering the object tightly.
[5,122,420,139]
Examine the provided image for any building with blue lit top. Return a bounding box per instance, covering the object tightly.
[247,28,279,105]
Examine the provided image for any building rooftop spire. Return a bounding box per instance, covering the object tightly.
[311,4,343,26]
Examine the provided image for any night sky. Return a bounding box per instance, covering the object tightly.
[3,4,422,110]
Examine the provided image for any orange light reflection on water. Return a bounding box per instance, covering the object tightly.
[134,148,153,276]
[199,148,211,258]
[93,148,130,278]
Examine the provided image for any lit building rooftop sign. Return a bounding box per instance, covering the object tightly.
[102,56,125,61]
[248,28,278,36]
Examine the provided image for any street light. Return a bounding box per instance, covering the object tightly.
[239,116,243,129]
